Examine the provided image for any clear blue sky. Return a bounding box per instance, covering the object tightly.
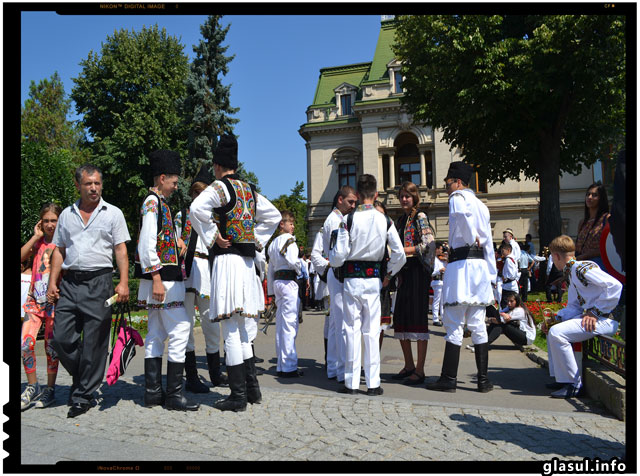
[20,12,386,200]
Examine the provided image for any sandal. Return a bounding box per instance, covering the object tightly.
[403,370,426,386]
[391,368,415,380]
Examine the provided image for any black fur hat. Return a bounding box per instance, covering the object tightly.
[192,164,213,186]
[149,149,181,177]
[444,161,474,184]
[212,134,238,170]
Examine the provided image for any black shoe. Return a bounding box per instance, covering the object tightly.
[337,386,358,395]
[391,368,415,380]
[278,369,304,378]
[426,341,460,393]
[432,320,444,327]
[165,361,199,411]
[67,402,90,418]
[545,381,566,390]
[366,387,383,396]
[403,373,425,386]
[551,384,584,399]
[328,376,337,381]
[185,351,210,394]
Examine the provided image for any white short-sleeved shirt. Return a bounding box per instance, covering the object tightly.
[52,198,130,271]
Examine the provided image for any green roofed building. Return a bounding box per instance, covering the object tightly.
[299,16,607,252]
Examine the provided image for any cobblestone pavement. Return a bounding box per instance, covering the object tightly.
[18,368,626,466]
[15,310,627,468]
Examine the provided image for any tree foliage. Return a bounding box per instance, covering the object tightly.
[21,72,87,165]
[21,141,78,245]
[271,181,308,251]
[71,25,190,234]
[394,15,626,246]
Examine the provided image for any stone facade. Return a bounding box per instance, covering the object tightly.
[299,18,598,251]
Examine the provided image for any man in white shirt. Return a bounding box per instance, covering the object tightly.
[542,235,622,398]
[329,174,406,395]
[47,164,130,418]
[310,186,357,382]
[499,242,519,308]
[427,162,497,394]
[503,228,520,262]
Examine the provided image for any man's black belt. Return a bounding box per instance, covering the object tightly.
[343,261,382,279]
[274,269,297,281]
[64,267,112,282]
[448,245,484,263]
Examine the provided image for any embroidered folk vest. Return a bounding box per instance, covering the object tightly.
[212,175,258,258]
[135,189,182,282]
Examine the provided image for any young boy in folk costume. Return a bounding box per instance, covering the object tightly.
[329,174,406,395]
[310,186,357,382]
[498,242,519,309]
[267,211,303,378]
[136,149,199,411]
[175,165,227,393]
[542,235,622,399]
[430,242,447,327]
[189,134,281,412]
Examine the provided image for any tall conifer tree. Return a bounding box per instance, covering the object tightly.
[181,15,245,191]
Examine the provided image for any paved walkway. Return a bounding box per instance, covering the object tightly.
[18,310,626,467]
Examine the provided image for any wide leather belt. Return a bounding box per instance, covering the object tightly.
[64,268,112,282]
[274,270,297,281]
[448,245,484,263]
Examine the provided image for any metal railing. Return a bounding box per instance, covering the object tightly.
[584,334,625,378]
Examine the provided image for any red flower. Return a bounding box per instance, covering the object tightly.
[366,268,374,277]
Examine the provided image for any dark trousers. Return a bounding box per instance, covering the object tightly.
[487,322,527,347]
[518,269,529,302]
[52,272,113,405]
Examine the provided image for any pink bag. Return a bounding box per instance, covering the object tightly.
[106,305,144,386]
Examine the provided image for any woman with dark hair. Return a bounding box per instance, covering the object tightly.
[575,183,610,267]
[391,181,435,386]
[486,293,536,348]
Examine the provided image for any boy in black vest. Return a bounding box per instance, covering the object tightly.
[136,149,199,411]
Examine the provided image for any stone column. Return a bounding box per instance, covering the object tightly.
[389,152,396,189]
[420,150,427,187]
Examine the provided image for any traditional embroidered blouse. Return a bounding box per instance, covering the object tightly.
[575,213,609,259]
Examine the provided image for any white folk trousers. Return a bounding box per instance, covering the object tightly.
[431,281,443,321]
[184,293,221,354]
[327,271,346,380]
[274,280,300,373]
[145,307,191,363]
[547,317,618,387]
[220,313,253,367]
[343,277,382,390]
[442,305,488,346]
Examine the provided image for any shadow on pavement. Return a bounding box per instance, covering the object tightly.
[449,413,625,460]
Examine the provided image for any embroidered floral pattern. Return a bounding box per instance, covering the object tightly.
[212,182,228,205]
[575,261,598,287]
[225,180,256,243]
[344,261,381,278]
[213,308,259,321]
[141,199,158,216]
[137,300,184,310]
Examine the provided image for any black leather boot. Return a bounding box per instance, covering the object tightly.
[165,361,200,411]
[244,357,262,404]
[474,342,494,393]
[252,343,264,364]
[324,338,328,367]
[426,341,460,393]
[144,357,165,407]
[184,351,209,393]
[206,352,229,387]
[213,363,247,412]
